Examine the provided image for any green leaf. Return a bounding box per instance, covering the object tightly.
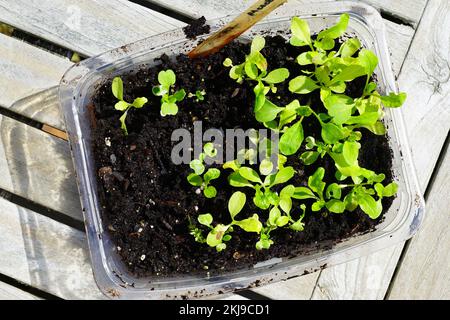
[280,184,295,198]
[187,173,203,186]
[360,121,386,135]
[331,64,367,84]
[115,100,129,111]
[204,186,217,198]
[198,213,213,227]
[340,38,361,57]
[322,122,345,144]
[276,216,290,227]
[268,206,281,226]
[263,68,290,84]
[382,182,398,197]
[119,111,128,135]
[253,187,271,210]
[312,200,325,211]
[256,238,273,250]
[216,243,227,252]
[324,94,354,125]
[344,192,358,211]
[308,167,326,195]
[204,168,220,183]
[289,76,319,94]
[358,193,382,219]
[279,120,304,156]
[314,37,335,50]
[300,151,320,165]
[228,191,246,219]
[317,13,349,40]
[112,77,124,100]
[380,92,407,108]
[190,159,205,175]
[239,167,262,183]
[345,112,379,125]
[173,89,186,101]
[131,97,148,108]
[342,141,360,166]
[326,199,346,213]
[272,166,295,186]
[223,58,233,67]
[228,172,253,188]
[235,214,262,233]
[259,158,274,176]
[255,99,283,122]
[290,220,305,231]
[206,224,228,247]
[251,35,265,53]
[223,160,240,172]
[296,52,313,65]
[290,17,312,46]
[279,196,292,214]
[358,49,378,76]
[245,61,259,79]
[203,143,217,158]
[326,183,342,200]
[160,102,178,116]
[158,69,176,88]
[292,187,317,200]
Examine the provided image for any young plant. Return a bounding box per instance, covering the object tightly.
[224,158,295,210]
[111,76,148,135]
[152,69,186,116]
[192,191,263,252]
[187,143,220,198]
[188,89,206,102]
[223,36,290,124]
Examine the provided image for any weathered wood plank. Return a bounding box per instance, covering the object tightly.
[0,114,82,221]
[0,0,184,57]
[386,0,450,300]
[313,0,450,300]
[0,281,41,300]
[0,197,104,299]
[253,272,319,299]
[150,0,426,27]
[388,145,450,299]
[0,34,71,129]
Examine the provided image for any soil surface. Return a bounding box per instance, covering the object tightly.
[91,35,394,277]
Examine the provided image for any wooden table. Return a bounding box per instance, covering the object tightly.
[0,0,448,300]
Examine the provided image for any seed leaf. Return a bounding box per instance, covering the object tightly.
[300,151,320,165]
[198,213,213,227]
[228,191,246,219]
[158,69,176,88]
[112,77,124,100]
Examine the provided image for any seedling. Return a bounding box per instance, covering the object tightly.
[224,159,295,210]
[152,69,186,116]
[191,192,263,252]
[223,36,290,124]
[111,76,148,135]
[188,89,206,102]
[187,143,220,198]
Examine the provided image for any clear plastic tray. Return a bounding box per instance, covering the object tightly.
[59,1,425,299]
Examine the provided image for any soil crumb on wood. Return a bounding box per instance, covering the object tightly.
[183,16,211,39]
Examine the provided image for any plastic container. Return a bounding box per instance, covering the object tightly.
[59,1,425,299]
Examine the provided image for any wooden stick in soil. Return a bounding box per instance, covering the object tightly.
[188,0,287,59]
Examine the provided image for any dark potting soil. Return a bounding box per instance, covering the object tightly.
[91,35,394,277]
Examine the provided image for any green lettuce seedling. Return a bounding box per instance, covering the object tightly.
[192,192,263,252]
[152,69,186,116]
[187,143,221,198]
[111,76,148,135]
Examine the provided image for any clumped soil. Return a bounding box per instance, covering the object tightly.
[91,35,394,277]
